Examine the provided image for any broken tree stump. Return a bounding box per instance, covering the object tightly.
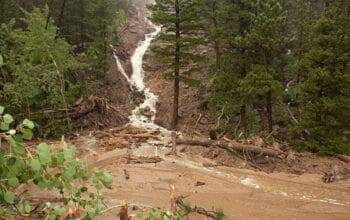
[171,131,177,155]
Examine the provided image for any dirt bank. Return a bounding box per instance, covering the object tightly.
[144,52,214,134]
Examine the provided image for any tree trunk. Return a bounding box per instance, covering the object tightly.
[56,0,67,37]
[172,0,180,129]
[239,63,247,133]
[79,1,86,49]
[256,105,268,135]
[214,41,221,67]
[45,2,52,30]
[266,91,273,133]
[211,1,221,67]
[176,137,283,157]
[0,0,5,22]
[240,106,247,133]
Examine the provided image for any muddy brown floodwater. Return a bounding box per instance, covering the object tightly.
[93,141,350,220]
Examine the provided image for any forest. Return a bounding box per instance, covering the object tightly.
[0,0,349,219]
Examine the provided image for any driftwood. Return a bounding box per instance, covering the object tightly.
[124,155,163,164]
[94,131,159,140]
[171,131,177,155]
[335,154,350,163]
[175,196,220,219]
[119,203,130,220]
[176,138,284,158]
[114,133,159,139]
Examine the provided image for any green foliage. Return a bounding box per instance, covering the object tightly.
[0,106,111,219]
[149,0,205,83]
[292,0,350,154]
[209,0,286,135]
[0,1,127,136]
[239,66,283,103]
[1,7,79,111]
[0,54,3,66]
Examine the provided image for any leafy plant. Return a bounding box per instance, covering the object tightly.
[0,106,111,219]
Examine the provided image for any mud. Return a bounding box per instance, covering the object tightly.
[92,139,350,220]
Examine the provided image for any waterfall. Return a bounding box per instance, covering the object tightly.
[113,20,167,132]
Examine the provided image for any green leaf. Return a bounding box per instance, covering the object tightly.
[0,106,4,115]
[4,191,15,204]
[18,200,32,214]
[63,164,76,180]
[30,159,41,171]
[21,128,33,140]
[0,122,9,131]
[63,147,75,160]
[22,119,34,129]
[101,172,112,188]
[0,54,3,67]
[53,206,66,215]
[8,137,26,156]
[3,114,14,124]
[37,143,51,164]
[7,177,19,188]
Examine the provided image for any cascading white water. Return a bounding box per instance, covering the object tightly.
[114,19,168,132]
[113,52,130,83]
[128,21,162,130]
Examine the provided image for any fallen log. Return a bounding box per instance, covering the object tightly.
[175,196,220,219]
[176,138,284,158]
[114,133,159,140]
[94,131,159,140]
[334,154,350,163]
[124,155,163,164]
[176,138,214,147]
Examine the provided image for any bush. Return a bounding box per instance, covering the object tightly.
[0,106,112,219]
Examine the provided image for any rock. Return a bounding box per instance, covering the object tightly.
[272,142,282,151]
[251,136,265,147]
[142,106,154,119]
[202,162,217,168]
[200,50,208,55]
[195,181,206,187]
[286,151,297,163]
[123,169,130,180]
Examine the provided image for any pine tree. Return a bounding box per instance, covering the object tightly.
[150,0,203,129]
[210,0,286,135]
[209,0,250,134]
[237,0,286,134]
[198,0,224,67]
[296,0,350,154]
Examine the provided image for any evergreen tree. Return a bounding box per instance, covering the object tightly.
[1,7,79,113]
[210,0,286,135]
[198,0,224,67]
[209,0,251,135]
[150,0,203,129]
[295,0,350,154]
